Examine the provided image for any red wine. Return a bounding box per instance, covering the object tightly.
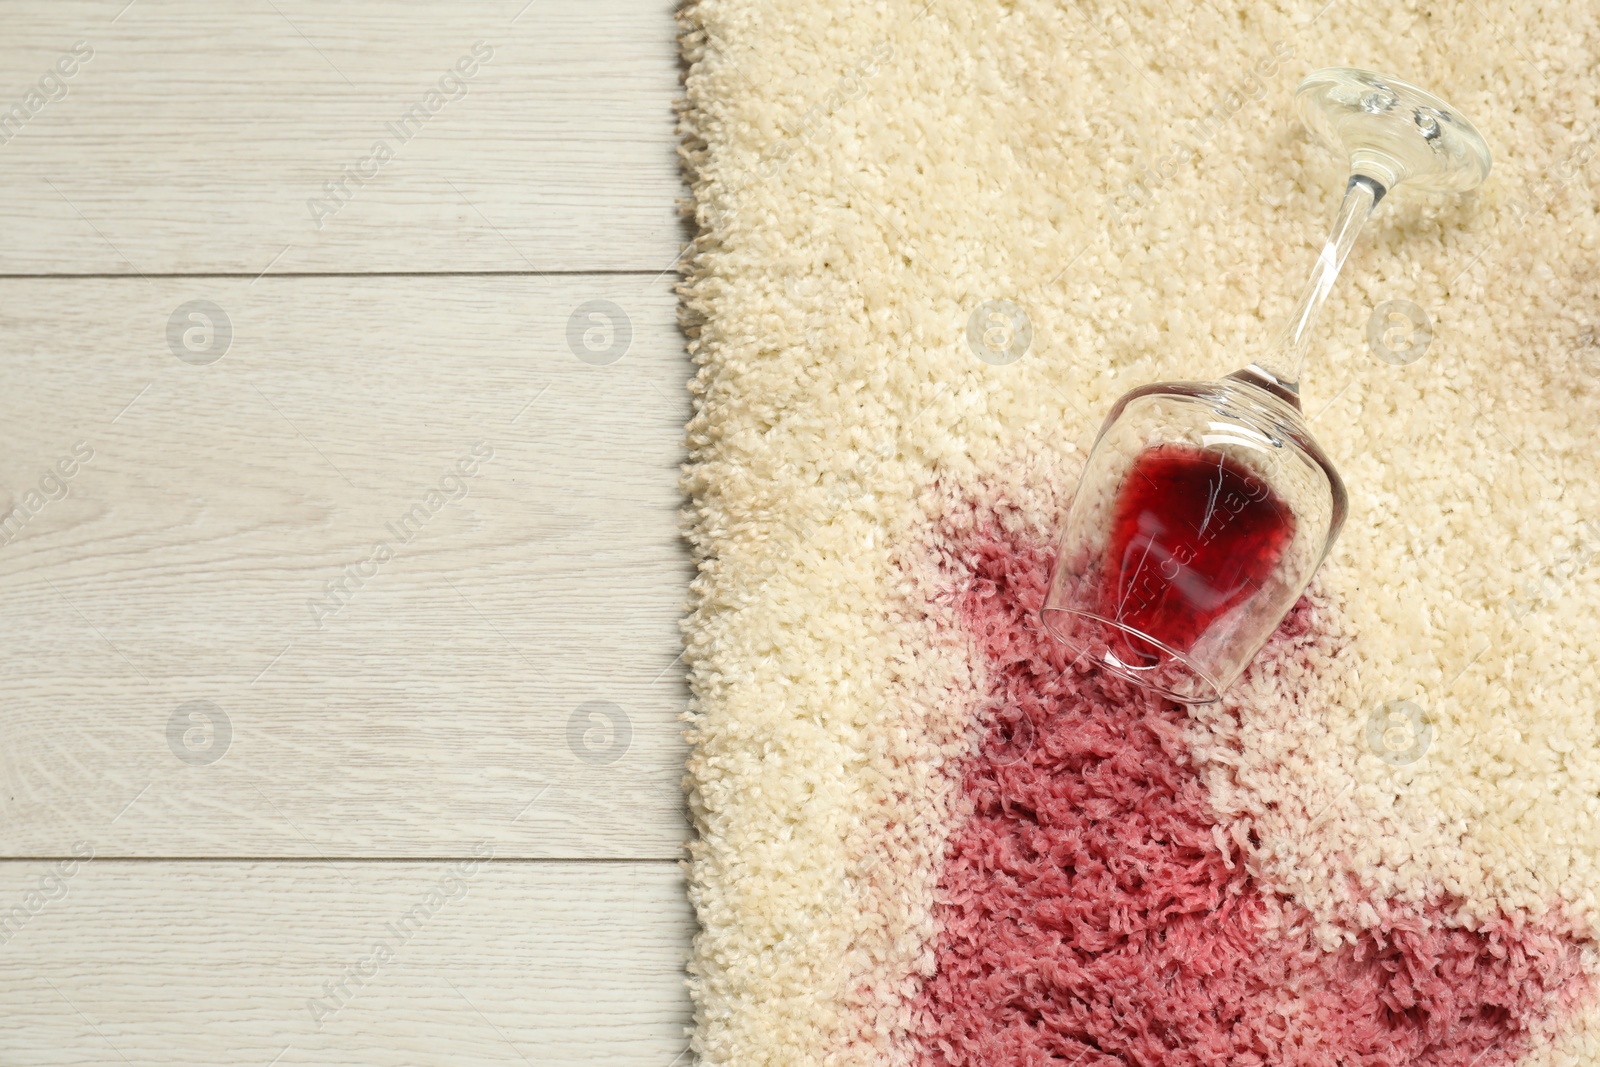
[1098,444,1295,667]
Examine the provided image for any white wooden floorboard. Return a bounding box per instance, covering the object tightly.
[0,275,692,858]
[0,859,694,1066]
[0,0,685,274]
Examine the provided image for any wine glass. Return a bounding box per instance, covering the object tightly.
[1041,68,1492,704]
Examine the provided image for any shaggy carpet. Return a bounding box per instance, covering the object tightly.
[676,1,1600,1064]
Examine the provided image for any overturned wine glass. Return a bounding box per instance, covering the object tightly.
[1042,67,1491,704]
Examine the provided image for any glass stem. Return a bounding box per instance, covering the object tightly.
[1247,174,1384,397]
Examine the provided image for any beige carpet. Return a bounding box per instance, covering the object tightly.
[677,1,1600,1063]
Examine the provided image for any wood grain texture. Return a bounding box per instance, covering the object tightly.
[0,859,693,1066]
[0,275,693,857]
[0,0,686,274]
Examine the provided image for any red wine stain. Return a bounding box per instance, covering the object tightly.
[912,515,1594,1067]
[1101,445,1296,666]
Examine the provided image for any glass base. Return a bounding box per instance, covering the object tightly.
[1041,606,1224,705]
[1297,68,1491,195]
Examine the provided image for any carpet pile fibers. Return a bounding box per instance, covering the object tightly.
[677,1,1600,1062]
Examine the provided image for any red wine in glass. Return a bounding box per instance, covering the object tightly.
[1099,445,1296,668]
[1043,68,1491,703]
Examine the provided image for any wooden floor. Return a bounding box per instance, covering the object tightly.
[0,2,695,1063]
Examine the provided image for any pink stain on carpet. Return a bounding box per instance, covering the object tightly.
[913,522,1592,1067]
